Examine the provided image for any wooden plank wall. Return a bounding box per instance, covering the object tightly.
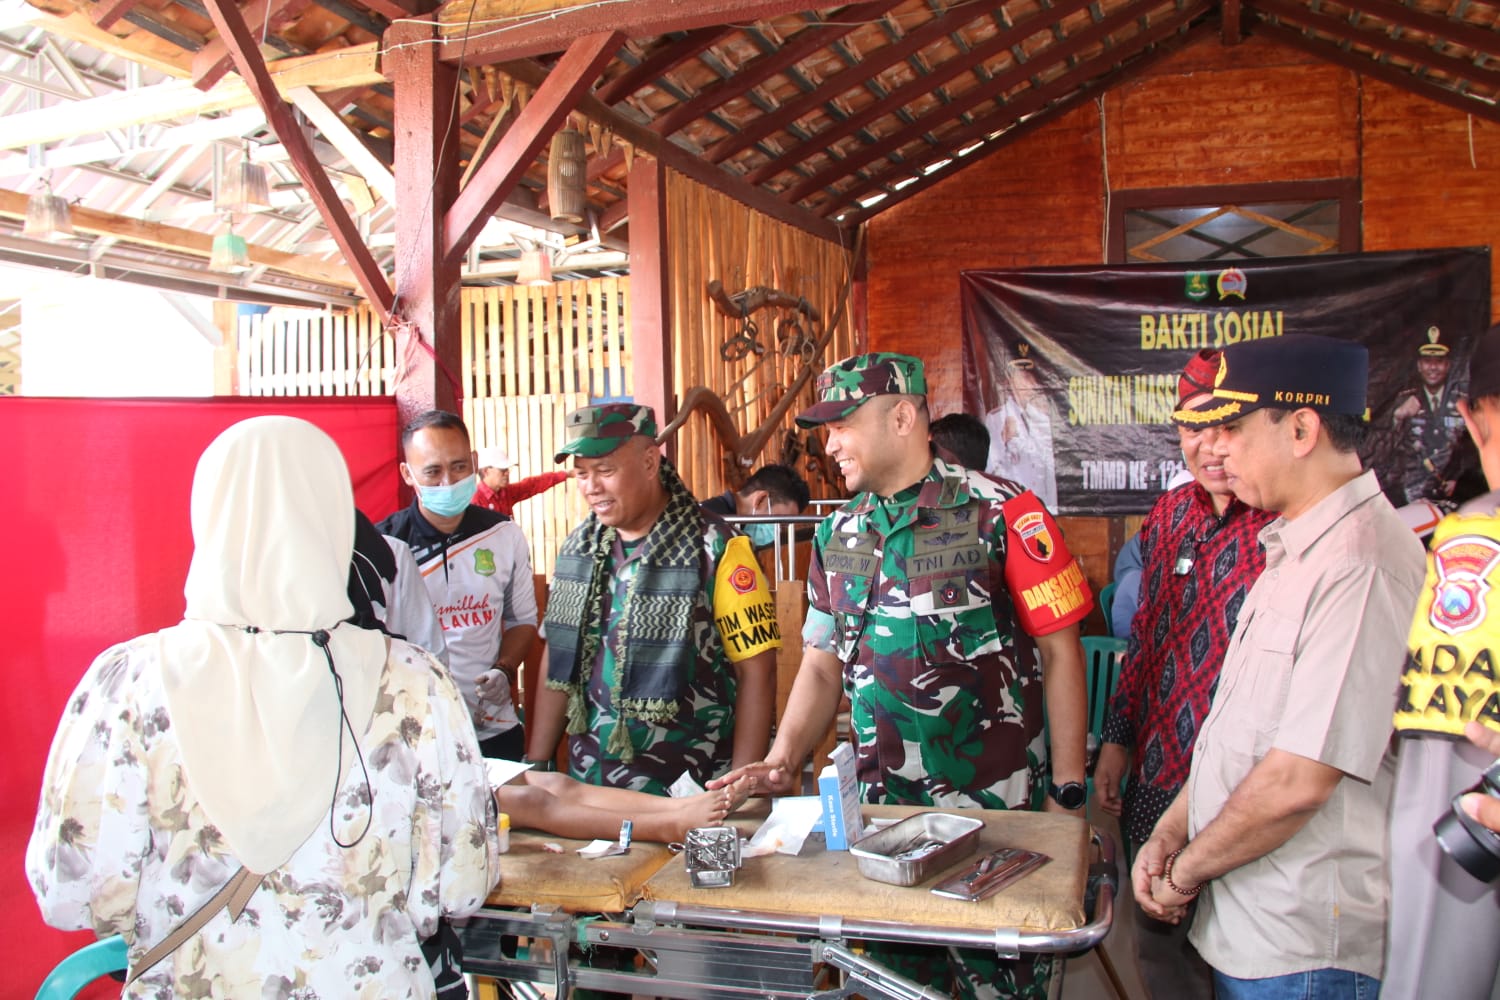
[236,278,630,576]
[664,169,857,504]
[865,32,1500,625]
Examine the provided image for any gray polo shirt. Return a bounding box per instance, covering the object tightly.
[1188,470,1425,980]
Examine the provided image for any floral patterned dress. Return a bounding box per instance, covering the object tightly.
[28,636,501,999]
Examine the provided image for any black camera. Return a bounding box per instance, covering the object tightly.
[1434,757,1500,882]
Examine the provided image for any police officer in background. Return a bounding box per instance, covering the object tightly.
[1384,323,1500,1000]
[1392,325,1470,505]
[717,352,1090,1000]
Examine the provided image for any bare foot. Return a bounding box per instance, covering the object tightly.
[668,778,752,841]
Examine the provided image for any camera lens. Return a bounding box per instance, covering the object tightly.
[1435,780,1500,883]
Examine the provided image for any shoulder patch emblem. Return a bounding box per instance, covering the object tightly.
[1429,534,1500,635]
[1010,510,1056,563]
[730,565,757,594]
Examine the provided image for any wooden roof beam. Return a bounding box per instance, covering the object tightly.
[1249,15,1500,125]
[1334,0,1500,62]
[0,185,358,287]
[0,43,381,150]
[706,0,992,165]
[783,0,1181,204]
[89,0,140,30]
[839,29,1203,227]
[744,0,1098,187]
[581,0,900,188]
[1251,0,1500,90]
[437,0,817,65]
[201,0,394,318]
[595,25,738,105]
[825,9,1211,217]
[444,31,622,262]
[192,0,314,90]
[1222,0,1243,45]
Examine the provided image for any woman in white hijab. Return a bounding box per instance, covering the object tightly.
[28,415,500,997]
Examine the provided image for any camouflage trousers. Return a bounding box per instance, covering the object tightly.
[862,941,1053,1000]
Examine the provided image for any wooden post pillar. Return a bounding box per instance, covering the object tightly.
[387,19,462,428]
[628,155,673,453]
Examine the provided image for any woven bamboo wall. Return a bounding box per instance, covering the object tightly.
[236,277,631,576]
[664,169,856,503]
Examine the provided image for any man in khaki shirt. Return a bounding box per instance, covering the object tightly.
[1132,334,1425,999]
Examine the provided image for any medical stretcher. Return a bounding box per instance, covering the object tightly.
[458,804,1117,1000]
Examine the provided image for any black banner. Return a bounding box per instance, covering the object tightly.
[960,248,1492,516]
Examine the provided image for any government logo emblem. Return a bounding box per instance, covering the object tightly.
[474,548,496,576]
[1185,272,1210,301]
[1217,268,1248,300]
[1011,510,1056,562]
[1428,534,1500,636]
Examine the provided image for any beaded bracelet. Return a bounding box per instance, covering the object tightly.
[1162,847,1202,897]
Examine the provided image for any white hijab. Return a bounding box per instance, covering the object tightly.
[156,416,387,874]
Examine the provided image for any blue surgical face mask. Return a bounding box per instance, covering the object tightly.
[747,521,779,549]
[417,474,477,517]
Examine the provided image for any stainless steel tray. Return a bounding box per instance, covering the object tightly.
[848,812,984,886]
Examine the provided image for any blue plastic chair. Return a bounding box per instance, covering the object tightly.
[1081,635,1128,801]
[1097,581,1117,633]
[36,936,127,1000]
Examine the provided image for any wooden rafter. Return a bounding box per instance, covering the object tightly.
[583,0,901,188]
[89,0,140,29]
[0,186,358,288]
[0,43,381,151]
[192,0,313,90]
[444,30,622,261]
[745,0,1098,189]
[595,25,738,105]
[436,0,816,65]
[1222,0,1243,45]
[784,0,1181,206]
[1249,15,1500,124]
[705,0,993,166]
[827,9,1212,218]
[200,0,395,318]
[1333,0,1500,62]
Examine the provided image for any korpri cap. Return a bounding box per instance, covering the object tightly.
[1172,334,1369,428]
[475,446,515,470]
[554,403,658,462]
[1418,325,1451,358]
[1470,324,1500,401]
[795,352,928,428]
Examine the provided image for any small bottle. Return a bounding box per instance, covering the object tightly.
[497,812,510,854]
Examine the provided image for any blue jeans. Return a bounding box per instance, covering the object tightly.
[1214,969,1380,1000]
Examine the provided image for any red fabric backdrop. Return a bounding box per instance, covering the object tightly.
[0,396,399,992]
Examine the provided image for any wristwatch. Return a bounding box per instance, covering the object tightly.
[522,757,556,772]
[1048,780,1087,810]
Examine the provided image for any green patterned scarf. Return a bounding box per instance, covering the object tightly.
[545,458,704,760]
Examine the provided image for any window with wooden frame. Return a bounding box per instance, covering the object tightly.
[1107,180,1360,264]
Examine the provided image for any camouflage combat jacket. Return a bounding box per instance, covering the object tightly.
[803,458,1091,810]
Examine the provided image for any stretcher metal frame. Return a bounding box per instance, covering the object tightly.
[458,826,1117,1000]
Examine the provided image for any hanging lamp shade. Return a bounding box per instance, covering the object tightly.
[210,230,251,273]
[23,190,73,241]
[517,248,552,286]
[220,158,272,212]
[546,128,587,224]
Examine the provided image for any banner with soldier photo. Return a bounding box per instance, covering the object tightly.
[960,247,1492,516]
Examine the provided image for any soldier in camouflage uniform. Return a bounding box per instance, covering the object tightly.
[526,403,781,795]
[719,354,1092,999]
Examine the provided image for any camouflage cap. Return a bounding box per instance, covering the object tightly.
[554,402,658,462]
[795,352,928,428]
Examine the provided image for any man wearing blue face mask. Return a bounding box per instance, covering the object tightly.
[700,464,811,550]
[380,410,539,760]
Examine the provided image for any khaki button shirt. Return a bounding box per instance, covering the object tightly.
[1188,470,1425,979]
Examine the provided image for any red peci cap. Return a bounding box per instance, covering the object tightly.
[1178,349,1222,405]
